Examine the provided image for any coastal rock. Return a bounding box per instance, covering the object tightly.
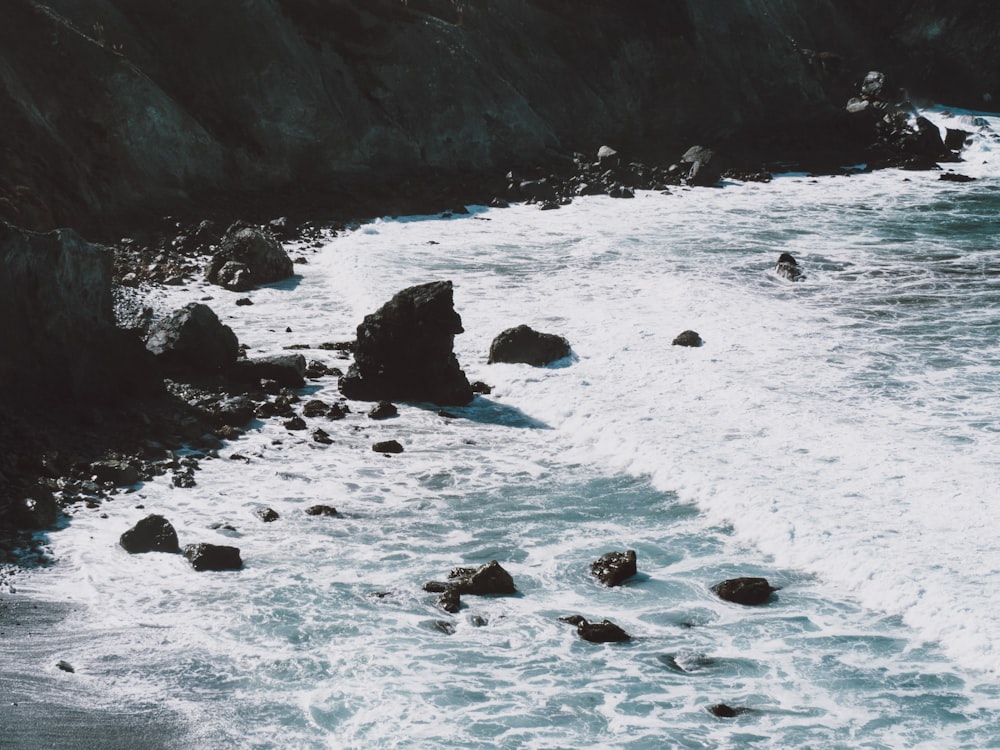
[709,704,752,718]
[305,504,339,517]
[560,615,632,643]
[711,577,779,605]
[678,145,723,187]
[449,560,518,595]
[590,550,637,587]
[775,252,804,281]
[368,401,398,420]
[311,428,333,444]
[255,507,279,522]
[373,440,404,454]
[90,460,140,487]
[303,400,331,417]
[488,325,571,366]
[183,543,243,571]
[672,330,703,347]
[119,514,180,554]
[13,483,59,530]
[437,587,462,614]
[229,354,306,388]
[206,225,294,291]
[145,303,239,374]
[340,281,473,405]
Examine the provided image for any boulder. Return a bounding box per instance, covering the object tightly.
[145,303,239,374]
[708,704,752,718]
[229,353,306,388]
[373,439,404,454]
[368,401,398,420]
[775,253,804,281]
[488,325,571,366]
[119,514,180,554]
[183,543,243,571]
[672,330,703,347]
[255,507,279,522]
[13,483,59,530]
[590,550,637,587]
[302,399,331,417]
[206,225,294,291]
[678,145,722,187]
[448,560,517,595]
[339,280,473,405]
[305,504,338,516]
[711,577,778,605]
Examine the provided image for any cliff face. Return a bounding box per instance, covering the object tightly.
[0,0,995,232]
[0,0,935,232]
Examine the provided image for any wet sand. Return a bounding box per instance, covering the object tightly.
[0,595,183,750]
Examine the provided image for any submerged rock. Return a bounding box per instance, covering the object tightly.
[711,577,779,605]
[488,325,571,366]
[560,615,632,643]
[340,280,473,405]
[590,550,637,587]
[708,703,752,718]
[775,252,804,281]
[120,514,180,554]
[372,440,404,454]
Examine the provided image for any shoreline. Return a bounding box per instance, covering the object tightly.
[0,594,186,749]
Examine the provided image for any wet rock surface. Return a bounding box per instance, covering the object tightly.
[488,325,571,366]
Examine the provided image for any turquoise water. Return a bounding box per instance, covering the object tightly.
[11,108,1000,748]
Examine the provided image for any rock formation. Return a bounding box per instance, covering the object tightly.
[340,281,473,405]
[488,325,571,366]
[711,577,779,605]
[205,225,294,291]
[145,303,239,375]
[120,515,180,554]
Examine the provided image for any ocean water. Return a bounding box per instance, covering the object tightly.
[10,108,1000,748]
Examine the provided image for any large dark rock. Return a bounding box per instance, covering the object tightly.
[678,145,723,187]
[560,615,632,643]
[0,222,160,401]
[340,281,473,405]
[206,225,294,291]
[183,543,243,571]
[711,577,779,605]
[449,560,517,595]
[120,514,180,554]
[590,550,637,587]
[488,325,571,366]
[145,303,239,374]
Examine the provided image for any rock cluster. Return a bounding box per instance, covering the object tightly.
[424,561,517,613]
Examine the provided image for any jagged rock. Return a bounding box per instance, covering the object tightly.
[775,252,804,281]
[448,560,517,595]
[311,428,333,444]
[119,514,180,554]
[437,587,462,613]
[303,399,330,417]
[945,128,972,152]
[145,303,239,374]
[206,225,293,291]
[488,325,571,366]
[672,330,702,347]
[328,403,350,420]
[591,550,637,587]
[340,280,473,405]
[711,577,779,605]
[373,440,404,454]
[470,381,492,395]
[368,401,398,420]
[229,354,306,388]
[305,504,338,516]
[940,172,975,182]
[255,507,279,522]
[560,615,631,643]
[183,543,243,571]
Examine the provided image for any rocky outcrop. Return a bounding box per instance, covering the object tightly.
[488,325,571,366]
[119,515,180,554]
[0,221,160,401]
[340,281,473,405]
[424,560,517,613]
[145,303,239,375]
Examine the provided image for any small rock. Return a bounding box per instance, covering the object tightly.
[183,543,243,571]
[302,399,330,417]
[437,587,462,613]
[672,330,703,347]
[373,440,403,454]
[255,508,279,523]
[311,428,333,445]
[560,615,631,643]
[470,381,492,395]
[775,252,804,281]
[708,703,751,718]
[590,550,637,587]
[711,577,778,605]
[235,297,253,306]
[368,401,398,420]
[305,504,339,516]
[56,660,75,673]
[284,416,307,431]
[119,514,180,554]
[488,325,571,366]
[449,560,517,595]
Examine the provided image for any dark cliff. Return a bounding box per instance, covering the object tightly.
[4,0,994,233]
